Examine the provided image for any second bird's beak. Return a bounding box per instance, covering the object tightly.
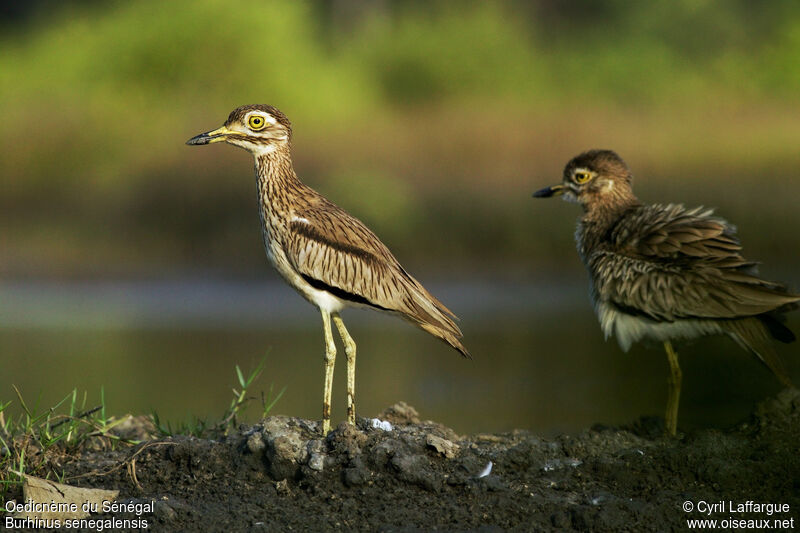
[186,125,235,146]
[532,184,566,198]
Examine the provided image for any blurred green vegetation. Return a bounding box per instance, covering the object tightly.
[2,0,800,278]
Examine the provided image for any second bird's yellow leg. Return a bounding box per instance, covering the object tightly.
[333,313,357,426]
[321,310,337,435]
[664,341,682,436]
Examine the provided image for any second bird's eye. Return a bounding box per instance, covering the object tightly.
[248,115,266,130]
[574,171,591,184]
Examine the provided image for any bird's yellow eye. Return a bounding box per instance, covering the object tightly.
[248,115,267,131]
[574,171,592,184]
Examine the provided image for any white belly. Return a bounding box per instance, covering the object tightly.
[264,233,347,314]
[596,301,722,351]
[258,196,351,314]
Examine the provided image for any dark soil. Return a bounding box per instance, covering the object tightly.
[7,391,800,532]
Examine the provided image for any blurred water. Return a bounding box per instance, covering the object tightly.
[1,280,797,436]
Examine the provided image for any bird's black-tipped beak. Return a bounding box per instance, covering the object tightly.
[186,125,234,146]
[532,184,566,198]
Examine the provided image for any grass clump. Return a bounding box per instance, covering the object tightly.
[0,385,130,499]
[152,357,285,438]
[0,358,284,499]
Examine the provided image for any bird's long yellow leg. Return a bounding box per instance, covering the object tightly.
[321,310,337,435]
[664,341,682,436]
[333,313,357,426]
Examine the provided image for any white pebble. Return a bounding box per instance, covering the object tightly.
[369,418,393,431]
[478,461,493,478]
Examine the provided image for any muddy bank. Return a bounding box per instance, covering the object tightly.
[7,391,800,531]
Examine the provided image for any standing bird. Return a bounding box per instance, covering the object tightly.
[187,105,469,434]
[534,149,798,435]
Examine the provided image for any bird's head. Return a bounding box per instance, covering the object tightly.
[533,150,634,208]
[186,104,292,155]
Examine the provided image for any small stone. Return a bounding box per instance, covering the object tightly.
[18,475,119,521]
[247,432,266,454]
[307,439,325,455]
[426,434,460,459]
[154,501,177,522]
[306,440,326,471]
[369,418,393,431]
[275,479,290,495]
[308,453,325,471]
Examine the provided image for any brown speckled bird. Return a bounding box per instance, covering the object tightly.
[187,105,468,434]
[534,149,798,435]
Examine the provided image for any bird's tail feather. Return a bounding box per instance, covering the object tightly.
[724,318,793,387]
[417,321,471,359]
[400,281,470,358]
[759,313,796,343]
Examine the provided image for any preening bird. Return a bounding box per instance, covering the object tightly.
[187,105,469,434]
[534,149,798,435]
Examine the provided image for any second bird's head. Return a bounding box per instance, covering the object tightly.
[186,104,292,155]
[533,149,634,208]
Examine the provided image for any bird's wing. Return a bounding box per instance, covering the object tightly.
[622,204,746,265]
[283,195,469,356]
[594,204,800,321]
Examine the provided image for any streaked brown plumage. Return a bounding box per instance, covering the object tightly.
[187,104,468,434]
[534,149,798,435]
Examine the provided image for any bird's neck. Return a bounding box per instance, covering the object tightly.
[254,146,305,205]
[254,145,298,182]
[581,183,640,223]
[578,194,641,255]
